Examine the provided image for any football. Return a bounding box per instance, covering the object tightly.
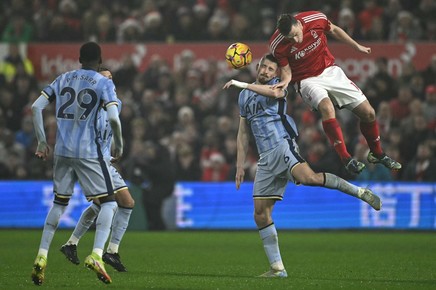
[225,42,253,69]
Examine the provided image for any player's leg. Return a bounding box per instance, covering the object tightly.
[61,200,101,265]
[32,195,70,285]
[84,194,117,284]
[103,187,134,272]
[253,157,288,278]
[352,100,402,170]
[31,156,74,285]
[297,79,364,174]
[75,158,117,284]
[254,199,287,278]
[291,162,381,210]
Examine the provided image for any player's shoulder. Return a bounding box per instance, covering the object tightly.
[269,30,287,56]
[297,11,328,25]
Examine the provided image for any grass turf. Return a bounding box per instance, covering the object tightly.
[1,229,436,289]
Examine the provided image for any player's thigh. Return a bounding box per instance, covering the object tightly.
[53,156,77,198]
[254,139,304,198]
[295,78,330,111]
[109,164,134,207]
[324,66,367,110]
[73,158,115,199]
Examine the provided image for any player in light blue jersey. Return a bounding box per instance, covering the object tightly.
[223,54,381,278]
[31,42,123,285]
[60,68,134,273]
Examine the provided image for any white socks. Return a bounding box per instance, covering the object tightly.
[259,223,285,271]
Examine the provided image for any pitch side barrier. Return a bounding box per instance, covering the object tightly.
[1,181,435,230]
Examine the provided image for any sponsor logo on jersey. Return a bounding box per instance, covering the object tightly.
[295,37,322,60]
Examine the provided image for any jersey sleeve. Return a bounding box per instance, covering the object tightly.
[101,79,118,107]
[41,76,61,103]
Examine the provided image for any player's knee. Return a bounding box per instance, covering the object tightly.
[254,210,269,227]
[318,100,335,118]
[119,196,135,208]
[116,190,135,208]
[54,195,70,206]
[99,194,116,204]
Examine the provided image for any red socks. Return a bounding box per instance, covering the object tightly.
[322,118,351,162]
[360,120,383,157]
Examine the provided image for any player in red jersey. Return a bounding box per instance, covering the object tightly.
[269,11,401,174]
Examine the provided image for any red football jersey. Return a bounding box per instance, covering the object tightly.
[269,11,335,83]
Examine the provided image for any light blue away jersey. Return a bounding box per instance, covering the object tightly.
[238,77,298,154]
[42,68,118,158]
[97,99,122,157]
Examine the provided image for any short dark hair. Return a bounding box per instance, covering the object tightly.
[79,42,101,64]
[277,14,297,35]
[98,66,111,73]
[261,53,279,66]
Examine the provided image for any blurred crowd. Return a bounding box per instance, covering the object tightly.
[0,0,435,183]
[1,0,436,43]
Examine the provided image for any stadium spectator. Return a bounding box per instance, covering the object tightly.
[389,84,413,123]
[364,57,397,109]
[126,140,175,230]
[423,85,436,129]
[0,43,34,84]
[358,0,383,39]
[421,54,436,87]
[201,151,230,181]
[174,142,202,181]
[402,142,436,181]
[1,13,32,42]
[388,10,423,42]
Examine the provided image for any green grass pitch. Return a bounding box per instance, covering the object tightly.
[1,229,436,289]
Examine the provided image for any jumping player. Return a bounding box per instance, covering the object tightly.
[269,12,401,174]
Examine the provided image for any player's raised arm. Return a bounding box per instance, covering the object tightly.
[223,80,286,99]
[328,23,371,54]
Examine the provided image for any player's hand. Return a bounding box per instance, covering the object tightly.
[357,44,371,54]
[35,142,50,161]
[235,167,245,190]
[111,148,123,163]
[271,80,289,90]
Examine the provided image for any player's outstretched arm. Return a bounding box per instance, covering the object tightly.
[106,104,123,161]
[235,117,249,190]
[223,80,286,99]
[31,95,51,161]
[329,23,371,54]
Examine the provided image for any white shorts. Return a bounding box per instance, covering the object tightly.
[53,156,116,199]
[253,139,305,200]
[294,65,367,110]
